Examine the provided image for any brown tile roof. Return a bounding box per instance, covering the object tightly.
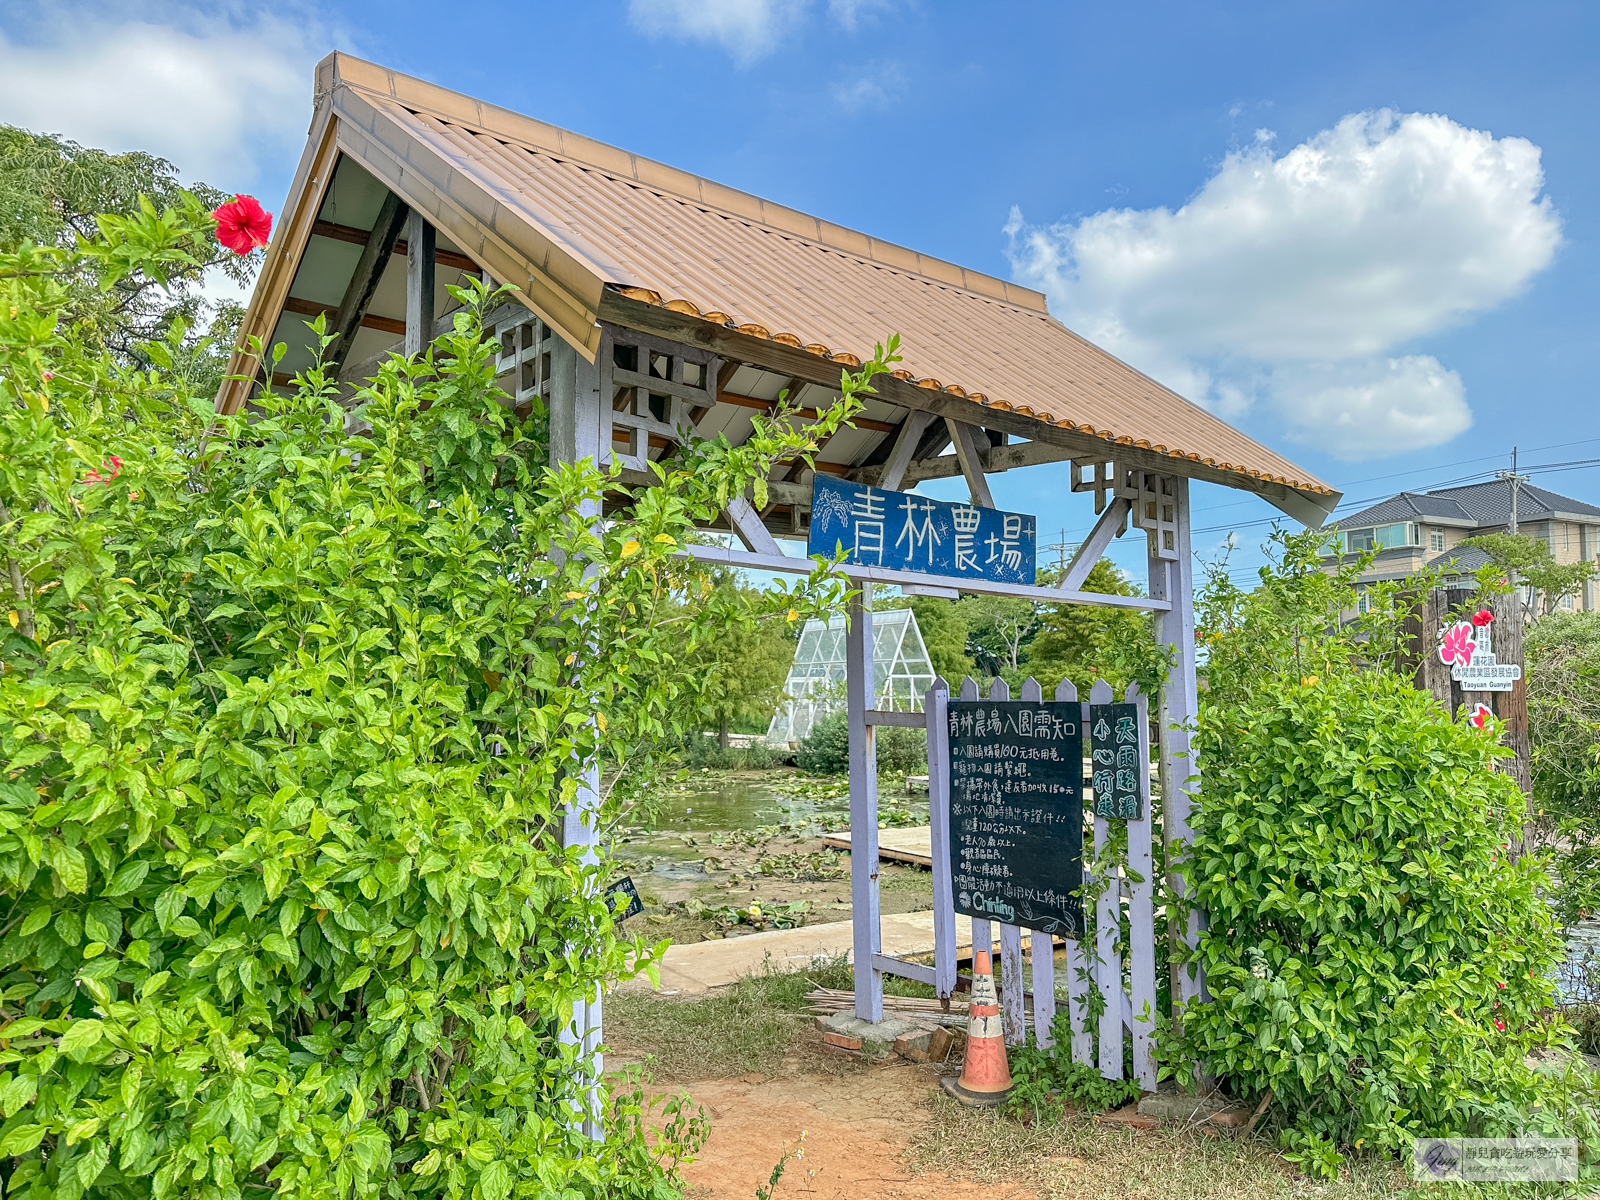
[221,52,1336,512]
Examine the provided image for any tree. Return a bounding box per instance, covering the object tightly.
[1460,531,1599,618]
[0,125,251,393]
[684,570,797,746]
[1026,558,1162,696]
[958,594,1039,677]
[906,595,973,683]
[0,195,894,1198]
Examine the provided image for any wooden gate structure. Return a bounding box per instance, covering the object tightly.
[217,53,1342,1097]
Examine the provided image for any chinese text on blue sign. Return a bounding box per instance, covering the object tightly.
[1088,703,1142,819]
[947,701,1083,936]
[808,476,1037,583]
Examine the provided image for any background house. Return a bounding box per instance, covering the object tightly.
[1326,479,1600,612]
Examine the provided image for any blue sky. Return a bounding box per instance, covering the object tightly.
[3,0,1596,587]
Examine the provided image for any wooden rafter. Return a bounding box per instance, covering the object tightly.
[312,218,479,271]
[325,193,409,376]
[283,296,405,336]
[716,390,896,433]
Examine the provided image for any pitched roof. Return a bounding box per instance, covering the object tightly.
[1340,479,1600,529]
[1337,491,1472,527]
[1427,545,1495,575]
[217,52,1337,520]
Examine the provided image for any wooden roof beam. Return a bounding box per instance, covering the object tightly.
[325,192,409,377]
[313,218,479,271]
[596,289,1339,527]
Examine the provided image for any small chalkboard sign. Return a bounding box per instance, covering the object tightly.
[947,700,1083,936]
[1088,703,1143,820]
[605,877,644,924]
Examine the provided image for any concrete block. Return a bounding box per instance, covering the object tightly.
[816,1011,924,1057]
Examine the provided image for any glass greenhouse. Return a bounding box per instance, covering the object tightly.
[764,608,936,746]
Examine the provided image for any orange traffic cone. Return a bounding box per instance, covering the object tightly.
[940,949,1013,1107]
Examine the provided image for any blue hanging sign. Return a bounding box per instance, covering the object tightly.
[807,476,1036,583]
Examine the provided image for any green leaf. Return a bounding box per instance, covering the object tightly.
[60,1018,105,1058]
[0,1123,45,1156]
[18,904,51,937]
[479,1160,511,1200]
[52,843,88,893]
[76,1138,109,1186]
[105,859,150,896]
[337,965,371,994]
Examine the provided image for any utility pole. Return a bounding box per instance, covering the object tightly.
[1496,446,1529,536]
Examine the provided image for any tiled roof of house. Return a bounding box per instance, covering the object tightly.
[1339,479,1600,530]
[1426,545,1495,575]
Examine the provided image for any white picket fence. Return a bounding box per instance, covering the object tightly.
[866,673,1159,1089]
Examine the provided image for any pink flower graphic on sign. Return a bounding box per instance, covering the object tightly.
[1439,622,1476,665]
[1468,703,1493,731]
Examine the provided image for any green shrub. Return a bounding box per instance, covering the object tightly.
[681,734,786,770]
[796,709,850,774]
[876,725,927,775]
[1173,664,1569,1157]
[793,709,926,775]
[1001,1020,1141,1125]
[0,205,889,1197]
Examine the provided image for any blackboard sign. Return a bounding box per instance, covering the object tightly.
[947,700,1083,936]
[605,877,644,924]
[1089,703,1143,819]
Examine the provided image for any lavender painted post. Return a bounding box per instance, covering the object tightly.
[1124,681,1158,1090]
[1089,677,1122,1079]
[924,676,959,1000]
[1054,678,1093,1064]
[550,340,606,1137]
[956,676,994,983]
[1149,477,1205,1017]
[847,588,883,1022]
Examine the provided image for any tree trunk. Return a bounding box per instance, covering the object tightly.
[1493,590,1532,802]
[718,718,730,751]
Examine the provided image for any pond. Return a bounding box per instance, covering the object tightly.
[658,770,850,833]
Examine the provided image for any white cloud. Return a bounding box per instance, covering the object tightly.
[1272,356,1472,460]
[827,0,894,30]
[0,4,331,188]
[628,0,890,62]
[628,0,807,64]
[831,61,907,112]
[1006,110,1562,460]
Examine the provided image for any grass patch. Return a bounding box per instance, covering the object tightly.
[607,959,941,1080]
[908,1100,1409,1200]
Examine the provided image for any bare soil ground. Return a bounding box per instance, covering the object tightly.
[679,1065,1035,1200]
[609,973,1408,1200]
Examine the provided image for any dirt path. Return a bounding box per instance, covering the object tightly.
[679,1064,1037,1200]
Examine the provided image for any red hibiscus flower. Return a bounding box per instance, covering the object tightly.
[83,456,122,485]
[211,195,273,255]
[1471,609,1494,627]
